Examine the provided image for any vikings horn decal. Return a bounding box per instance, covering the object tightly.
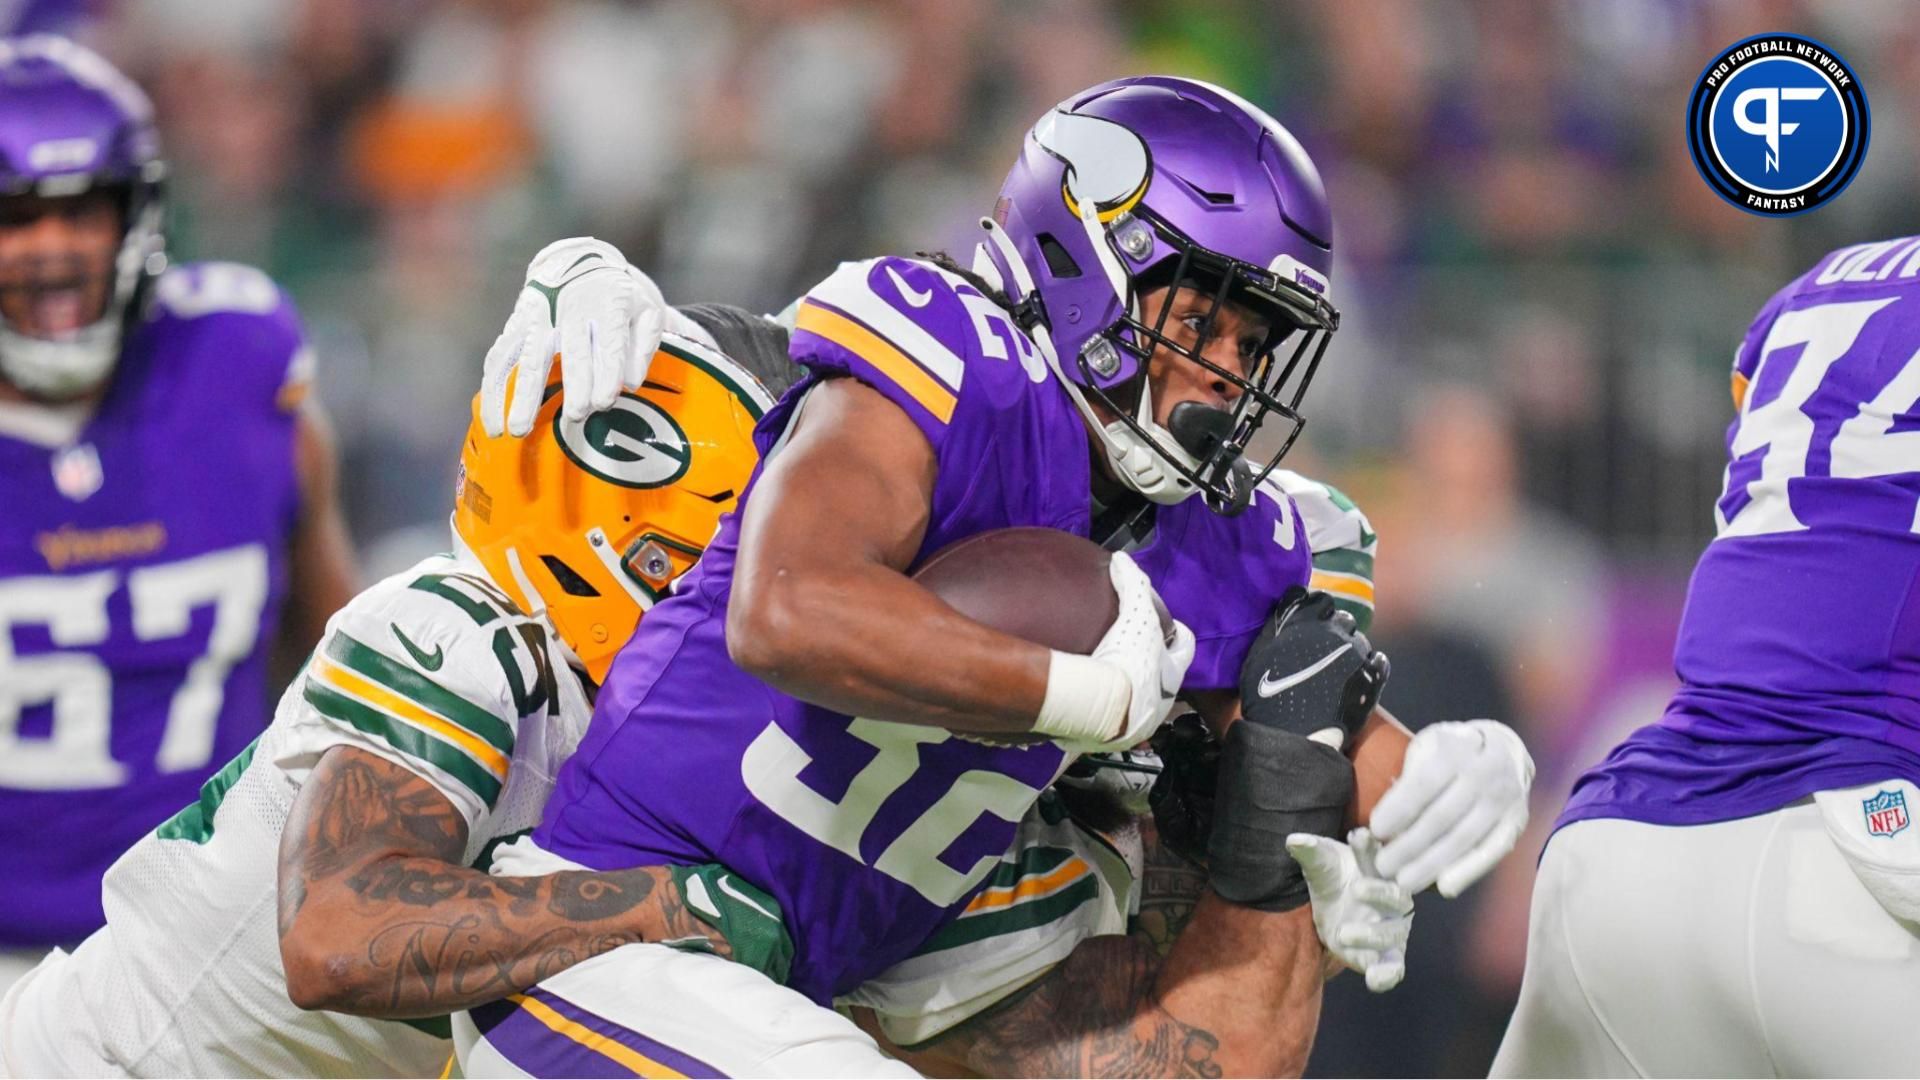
[1034,109,1152,222]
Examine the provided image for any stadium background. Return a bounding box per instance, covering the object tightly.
[9,0,1915,1074]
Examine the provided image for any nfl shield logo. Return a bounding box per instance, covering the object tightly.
[1863,789,1910,838]
[52,442,103,502]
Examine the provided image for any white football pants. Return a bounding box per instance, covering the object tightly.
[1492,780,1920,1078]
[453,941,919,1079]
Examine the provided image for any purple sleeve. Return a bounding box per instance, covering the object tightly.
[787,257,978,455]
[152,261,312,414]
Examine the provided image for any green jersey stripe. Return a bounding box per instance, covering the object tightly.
[326,632,515,755]
[1312,547,1375,578]
[410,573,503,626]
[1319,481,1360,515]
[1330,597,1373,634]
[919,874,1100,954]
[153,736,261,844]
[303,679,503,806]
[976,845,1078,893]
[393,1016,453,1040]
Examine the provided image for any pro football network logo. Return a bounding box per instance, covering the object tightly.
[1863,789,1909,838]
[1686,33,1868,216]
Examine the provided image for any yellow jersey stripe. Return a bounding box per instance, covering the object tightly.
[1311,571,1376,606]
[311,657,510,780]
[963,855,1092,915]
[505,993,687,1079]
[1732,370,1752,411]
[796,302,958,423]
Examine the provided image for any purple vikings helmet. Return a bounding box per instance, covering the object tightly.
[0,35,166,398]
[976,76,1338,512]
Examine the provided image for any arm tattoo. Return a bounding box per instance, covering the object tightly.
[277,747,725,1018]
[1133,819,1207,957]
[947,935,1223,1079]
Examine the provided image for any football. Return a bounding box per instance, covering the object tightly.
[911,525,1170,652]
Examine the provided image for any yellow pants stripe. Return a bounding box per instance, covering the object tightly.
[505,993,688,1079]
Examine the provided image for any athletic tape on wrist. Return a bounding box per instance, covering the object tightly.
[1034,650,1130,745]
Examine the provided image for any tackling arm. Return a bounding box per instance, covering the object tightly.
[276,745,723,1019]
[861,823,1323,1079]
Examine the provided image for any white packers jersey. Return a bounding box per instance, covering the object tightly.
[5,554,591,1078]
[1268,468,1378,632]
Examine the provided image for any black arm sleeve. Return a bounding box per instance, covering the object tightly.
[676,303,803,398]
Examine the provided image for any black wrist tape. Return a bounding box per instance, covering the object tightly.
[1205,721,1355,912]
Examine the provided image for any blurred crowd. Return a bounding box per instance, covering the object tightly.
[16,0,1920,1074]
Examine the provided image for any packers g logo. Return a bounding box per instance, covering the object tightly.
[552,393,691,489]
[1686,33,1868,217]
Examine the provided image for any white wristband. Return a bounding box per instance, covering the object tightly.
[1033,650,1130,746]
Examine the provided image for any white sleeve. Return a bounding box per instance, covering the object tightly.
[271,560,554,832]
[1267,469,1380,631]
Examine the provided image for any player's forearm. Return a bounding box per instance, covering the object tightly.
[933,897,1320,1079]
[1350,705,1412,823]
[280,857,711,1019]
[729,558,1052,734]
[1153,894,1323,1077]
[277,747,722,1019]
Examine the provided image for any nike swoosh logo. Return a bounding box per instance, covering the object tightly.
[391,624,445,671]
[683,872,721,920]
[1256,642,1352,698]
[886,265,935,308]
[715,874,780,922]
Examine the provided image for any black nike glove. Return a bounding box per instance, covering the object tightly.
[1237,587,1389,750]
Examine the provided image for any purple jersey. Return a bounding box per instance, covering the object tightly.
[538,257,1311,1002]
[1124,477,1311,691]
[0,262,306,946]
[1562,237,1920,832]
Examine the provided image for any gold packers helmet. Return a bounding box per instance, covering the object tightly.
[454,336,772,681]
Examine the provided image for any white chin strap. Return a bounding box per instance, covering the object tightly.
[978,217,1201,507]
[0,318,119,399]
[1105,368,1202,505]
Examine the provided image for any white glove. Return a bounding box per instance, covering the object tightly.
[479,237,665,437]
[1371,719,1534,897]
[1287,828,1412,992]
[1035,551,1195,753]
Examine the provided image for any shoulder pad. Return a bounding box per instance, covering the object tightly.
[792,256,1048,428]
[297,558,553,818]
[1262,472,1376,629]
[150,261,311,411]
[1263,470,1377,557]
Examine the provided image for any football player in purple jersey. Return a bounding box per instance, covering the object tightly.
[456,77,1533,1078]
[1494,237,1920,1077]
[0,35,354,987]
